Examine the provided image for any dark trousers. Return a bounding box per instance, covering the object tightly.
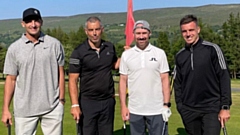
[129,113,168,135]
[79,98,115,135]
[179,108,221,135]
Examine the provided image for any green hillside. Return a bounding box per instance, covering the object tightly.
[0,4,240,35]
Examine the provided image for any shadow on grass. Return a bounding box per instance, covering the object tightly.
[114,125,130,135]
[175,127,187,135]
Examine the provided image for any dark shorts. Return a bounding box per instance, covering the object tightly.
[129,113,168,135]
[79,98,115,135]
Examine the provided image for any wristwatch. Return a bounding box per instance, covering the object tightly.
[163,102,171,107]
[221,105,230,110]
[60,98,66,103]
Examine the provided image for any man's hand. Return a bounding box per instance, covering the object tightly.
[218,110,230,128]
[124,46,131,51]
[71,105,82,123]
[1,109,12,127]
[162,107,172,122]
[60,98,66,105]
[121,106,130,121]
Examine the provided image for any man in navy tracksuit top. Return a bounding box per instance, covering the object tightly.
[174,14,231,135]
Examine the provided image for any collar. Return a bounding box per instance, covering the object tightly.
[85,39,107,50]
[22,32,44,44]
[133,43,152,52]
[185,38,203,49]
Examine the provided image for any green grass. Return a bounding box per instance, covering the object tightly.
[231,79,240,88]
[0,80,239,135]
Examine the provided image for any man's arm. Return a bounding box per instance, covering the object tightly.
[161,72,172,122]
[1,75,16,126]
[173,63,183,111]
[217,64,231,128]
[119,74,129,121]
[113,58,120,70]
[113,46,131,70]
[68,73,81,123]
[59,66,65,104]
[212,47,231,127]
[160,72,171,103]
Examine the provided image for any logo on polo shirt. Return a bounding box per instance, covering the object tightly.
[106,52,110,55]
[150,57,157,61]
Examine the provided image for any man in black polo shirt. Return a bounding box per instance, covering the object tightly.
[68,16,120,135]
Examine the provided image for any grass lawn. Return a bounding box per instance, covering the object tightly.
[231,79,240,88]
[0,79,239,135]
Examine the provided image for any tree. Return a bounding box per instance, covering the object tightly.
[115,43,125,58]
[44,27,70,72]
[0,45,7,78]
[198,18,220,43]
[170,35,185,71]
[156,31,174,69]
[221,13,240,78]
[61,25,88,73]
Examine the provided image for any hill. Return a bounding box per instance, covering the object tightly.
[0,4,240,35]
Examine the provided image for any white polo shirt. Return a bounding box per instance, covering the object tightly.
[120,44,169,115]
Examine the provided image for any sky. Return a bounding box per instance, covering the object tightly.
[0,0,239,20]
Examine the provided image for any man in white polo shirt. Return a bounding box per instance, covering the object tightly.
[119,20,171,135]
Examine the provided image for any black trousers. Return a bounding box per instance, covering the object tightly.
[179,108,221,135]
[79,98,115,135]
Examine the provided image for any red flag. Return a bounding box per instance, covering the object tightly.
[125,0,135,46]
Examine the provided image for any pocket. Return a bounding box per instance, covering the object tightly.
[57,101,64,112]
[177,103,183,113]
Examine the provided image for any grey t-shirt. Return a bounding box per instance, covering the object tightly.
[3,33,64,117]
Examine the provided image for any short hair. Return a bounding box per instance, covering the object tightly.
[180,14,198,26]
[85,16,103,28]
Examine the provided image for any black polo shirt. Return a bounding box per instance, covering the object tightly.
[69,39,118,100]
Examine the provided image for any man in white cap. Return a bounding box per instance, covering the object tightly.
[119,20,171,135]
